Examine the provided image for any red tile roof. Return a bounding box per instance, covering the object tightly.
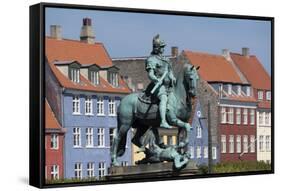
[46,37,112,67]
[230,53,271,90]
[227,95,257,103]
[46,37,131,94]
[45,100,61,129]
[183,50,243,84]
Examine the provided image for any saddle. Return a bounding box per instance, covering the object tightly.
[135,83,160,119]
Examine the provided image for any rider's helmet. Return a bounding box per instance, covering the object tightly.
[153,34,166,48]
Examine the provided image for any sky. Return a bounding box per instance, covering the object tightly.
[46,7,272,74]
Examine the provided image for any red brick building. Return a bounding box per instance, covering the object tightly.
[45,100,65,180]
[183,49,258,162]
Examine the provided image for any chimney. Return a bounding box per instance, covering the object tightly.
[242,47,250,57]
[80,18,95,44]
[50,25,62,40]
[171,46,179,57]
[222,49,230,61]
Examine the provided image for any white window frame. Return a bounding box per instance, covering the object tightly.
[236,135,241,153]
[221,135,226,153]
[250,109,255,125]
[74,163,82,179]
[70,68,80,83]
[243,109,248,125]
[108,97,116,116]
[266,91,271,101]
[243,135,248,153]
[265,135,270,151]
[259,135,264,152]
[109,72,119,87]
[87,162,94,178]
[250,135,255,153]
[90,70,100,85]
[212,147,217,160]
[85,128,94,147]
[196,146,201,158]
[237,85,241,95]
[97,128,105,147]
[196,125,202,138]
[265,112,270,126]
[228,84,232,95]
[221,107,227,124]
[259,112,264,125]
[246,86,251,96]
[51,165,59,180]
[189,146,194,159]
[258,90,263,100]
[97,96,104,115]
[203,146,208,158]
[73,128,81,148]
[229,135,234,153]
[85,96,93,115]
[72,96,80,115]
[236,108,241,125]
[98,162,106,178]
[51,134,59,150]
[228,108,234,124]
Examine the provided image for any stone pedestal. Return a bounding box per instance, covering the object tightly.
[106,161,198,180]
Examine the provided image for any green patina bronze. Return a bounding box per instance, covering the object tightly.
[111,34,200,170]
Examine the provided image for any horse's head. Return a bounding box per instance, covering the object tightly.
[184,64,200,97]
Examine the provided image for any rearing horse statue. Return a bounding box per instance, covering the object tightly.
[111,63,199,167]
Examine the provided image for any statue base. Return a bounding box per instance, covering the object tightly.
[106,161,198,181]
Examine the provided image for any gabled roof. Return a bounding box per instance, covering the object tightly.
[183,50,243,84]
[45,37,131,94]
[45,100,61,129]
[230,53,271,90]
[46,37,112,67]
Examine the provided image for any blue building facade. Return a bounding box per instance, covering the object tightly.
[188,101,219,166]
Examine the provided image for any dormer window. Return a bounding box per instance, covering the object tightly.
[109,72,118,87]
[90,70,99,85]
[246,86,251,96]
[266,91,271,101]
[68,62,81,83]
[237,85,241,96]
[258,90,263,100]
[227,84,232,95]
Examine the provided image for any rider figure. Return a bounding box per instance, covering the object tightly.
[145,34,176,129]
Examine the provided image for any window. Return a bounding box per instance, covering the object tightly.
[246,87,251,96]
[73,128,81,147]
[221,107,226,123]
[90,71,99,85]
[98,162,106,178]
[196,146,201,158]
[51,165,59,180]
[189,146,194,159]
[236,108,241,124]
[265,112,270,125]
[204,146,208,158]
[250,109,255,125]
[228,108,234,124]
[109,128,115,147]
[74,163,82,179]
[250,135,255,153]
[212,147,217,160]
[237,85,241,95]
[121,161,128,166]
[196,125,202,138]
[85,96,93,115]
[259,135,264,152]
[265,136,270,151]
[108,97,116,116]
[97,97,104,115]
[51,134,58,149]
[243,109,248,125]
[229,135,234,153]
[87,162,94,178]
[70,68,80,83]
[221,135,226,153]
[236,135,241,153]
[243,135,248,153]
[168,136,173,145]
[259,112,264,125]
[109,72,119,87]
[72,96,80,114]
[85,128,93,147]
[266,91,271,101]
[258,90,263,100]
[98,128,105,147]
[227,84,232,95]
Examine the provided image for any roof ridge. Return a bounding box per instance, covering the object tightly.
[184,50,224,58]
[46,36,103,45]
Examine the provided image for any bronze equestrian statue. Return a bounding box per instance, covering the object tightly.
[111,34,199,169]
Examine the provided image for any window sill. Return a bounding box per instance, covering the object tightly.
[85,114,94,116]
[108,114,117,117]
[73,146,82,149]
[97,114,105,117]
[85,146,94,148]
[50,148,59,150]
[72,113,81,116]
